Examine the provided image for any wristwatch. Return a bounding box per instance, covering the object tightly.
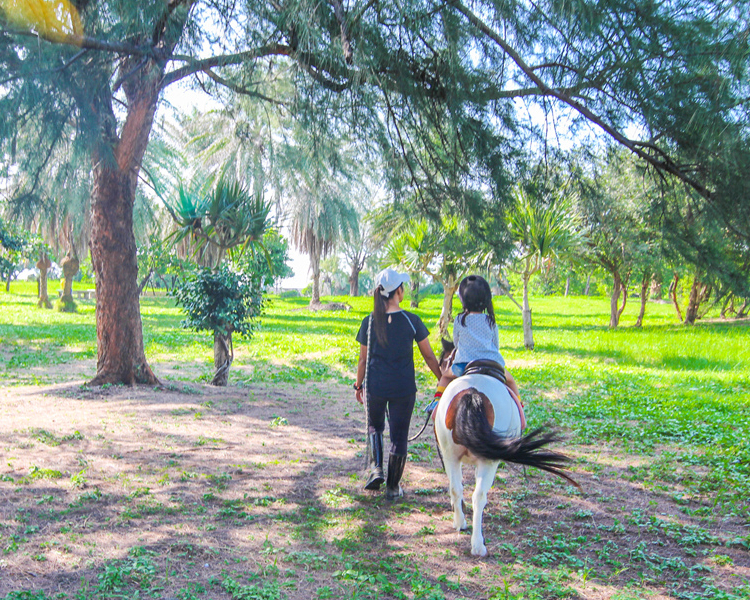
[353,383,363,391]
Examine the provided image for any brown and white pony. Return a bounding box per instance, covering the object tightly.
[434,341,578,557]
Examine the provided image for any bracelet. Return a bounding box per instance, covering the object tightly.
[353,383,363,391]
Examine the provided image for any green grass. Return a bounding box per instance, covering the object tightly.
[2,283,750,599]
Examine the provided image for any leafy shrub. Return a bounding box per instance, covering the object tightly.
[173,265,264,337]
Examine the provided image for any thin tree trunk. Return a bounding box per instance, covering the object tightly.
[410,275,420,309]
[437,278,459,339]
[669,273,683,322]
[37,252,52,309]
[649,277,661,300]
[564,273,571,297]
[684,272,702,325]
[584,273,591,296]
[696,285,713,320]
[212,330,233,386]
[310,244,321,306]
[721,296,733,319]
[138,267,155,295]
[634,270,649,327]
[522,271,534,350]
[609,271,622,328]
[617,280,628,322]
[5,272,10,292]
[348,262,359,297]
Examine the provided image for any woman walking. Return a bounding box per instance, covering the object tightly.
[354,268,442,499]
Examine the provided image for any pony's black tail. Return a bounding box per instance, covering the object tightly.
[452,389,579,488]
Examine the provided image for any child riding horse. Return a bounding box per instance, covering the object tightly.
[433,340,578,556]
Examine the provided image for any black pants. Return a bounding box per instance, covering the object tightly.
[367,392,416,455]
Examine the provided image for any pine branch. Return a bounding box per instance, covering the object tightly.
[3,26,158,58]
[160,44,293,88]
[201,69,289,107]
[449,0,715,203]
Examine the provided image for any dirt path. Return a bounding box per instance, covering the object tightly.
[0,380,747,599]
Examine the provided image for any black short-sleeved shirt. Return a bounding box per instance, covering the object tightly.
[356,310,430,397]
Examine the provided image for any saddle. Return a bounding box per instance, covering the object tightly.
[462,359,526,430]
[463,359,506,384]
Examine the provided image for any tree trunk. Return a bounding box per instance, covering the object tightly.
[721,296,733,319]
[584,273,591,296]
[437,277,459,339]
[696,285,713,320]
[684,272,702,325]
[36,252,52,309]
[609,271,622,328]
[669,273,683,322]
[564,273,571,297]
[522,272,534,350]
[348,262,359,297]
[617,284,628,322]
[649,277,662,300]
[90,165,158,385]
[410,274,420,308]
[87,69,161,386]
[212,330,233,386]
[309,243,321,306]
[138,267,155,295]
[634,270,650,327]
[5,271,10,292]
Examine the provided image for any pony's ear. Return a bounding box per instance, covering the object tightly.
[441,338,455,352]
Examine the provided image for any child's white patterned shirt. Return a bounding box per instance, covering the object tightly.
[453,313,505,366]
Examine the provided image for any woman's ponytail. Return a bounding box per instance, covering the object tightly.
[372,284,400,346]
[372,286,389,346]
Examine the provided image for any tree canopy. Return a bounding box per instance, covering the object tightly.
[1,0,748,382]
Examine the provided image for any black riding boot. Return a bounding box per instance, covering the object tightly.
[385,453,407,500]
[364,433,385,490]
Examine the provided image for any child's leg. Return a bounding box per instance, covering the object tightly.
[437,371,457,392]
[504,370,526,431]
[505,370,521,402]
[427,372,458,416]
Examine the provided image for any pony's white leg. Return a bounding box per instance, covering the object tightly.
[444,454,467,531]
[470,460,499,557]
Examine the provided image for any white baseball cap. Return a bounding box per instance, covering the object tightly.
[374,268,410,297]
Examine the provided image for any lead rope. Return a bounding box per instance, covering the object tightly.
[408,410,432,442]
[362,314,372,468]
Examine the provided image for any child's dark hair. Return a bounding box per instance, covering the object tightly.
[458,275,495,328]
[372,284,402,346]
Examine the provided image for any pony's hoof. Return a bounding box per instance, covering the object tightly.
[471,545,488,558]
[454,519,468,531]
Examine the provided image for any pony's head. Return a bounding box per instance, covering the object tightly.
[439,338,455,367]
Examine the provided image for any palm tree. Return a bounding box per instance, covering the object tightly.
[384,220,431,308]
[281,120,358,306]
[289,189,358,305]
[506,187,582,349]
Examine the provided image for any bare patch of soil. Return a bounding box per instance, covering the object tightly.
[0,372,747,599]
